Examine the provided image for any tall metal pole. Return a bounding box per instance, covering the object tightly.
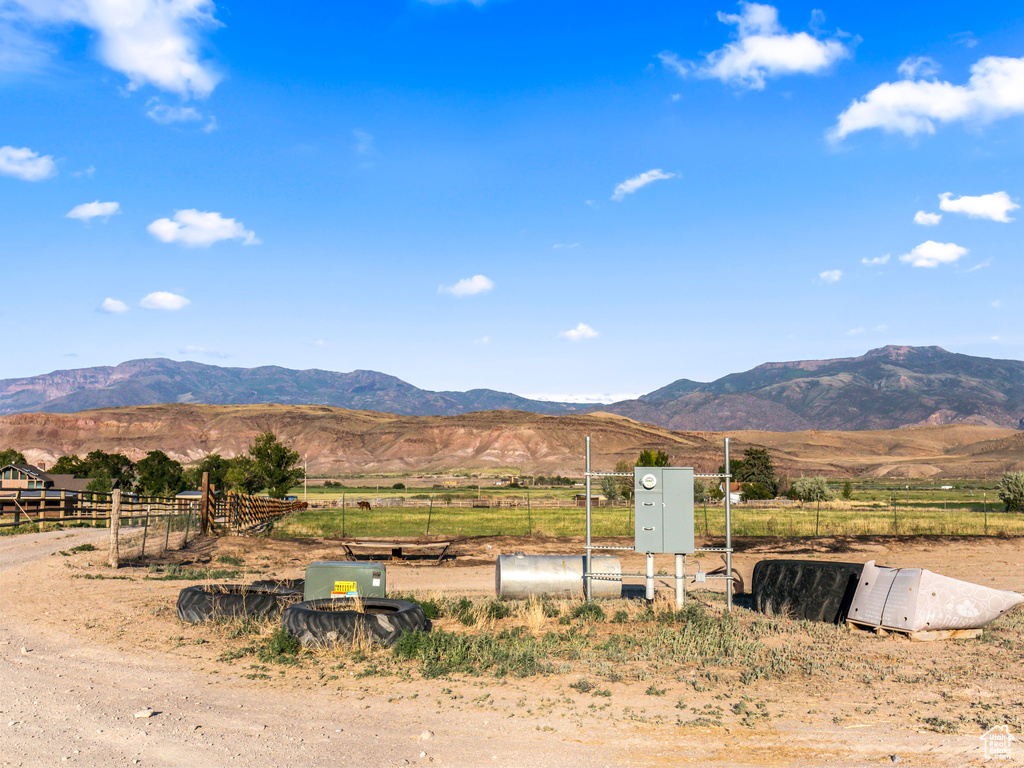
[585,436,592,601]
[724,437,732,612]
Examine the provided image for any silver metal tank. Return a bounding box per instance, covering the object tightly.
[495,553,621,599]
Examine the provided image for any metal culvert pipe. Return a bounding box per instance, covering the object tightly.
[495,553,622,599]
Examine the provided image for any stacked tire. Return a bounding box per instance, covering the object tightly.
[282,598,427,648]
[751,559,865,624]
[176,584,303,624]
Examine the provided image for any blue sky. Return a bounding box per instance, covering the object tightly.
[2,1,1021,402]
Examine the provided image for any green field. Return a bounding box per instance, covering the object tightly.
[273,496,1024,540]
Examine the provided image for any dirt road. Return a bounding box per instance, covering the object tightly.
[2,530,1021,767]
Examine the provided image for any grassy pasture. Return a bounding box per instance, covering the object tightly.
[272,498,1024,540]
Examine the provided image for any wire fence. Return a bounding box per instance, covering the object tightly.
[273,498,1024,540]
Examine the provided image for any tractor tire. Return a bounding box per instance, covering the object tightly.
[251,578,306,594]
[751,559,865,624]
[282,598,427,648]
[176,584,302,624]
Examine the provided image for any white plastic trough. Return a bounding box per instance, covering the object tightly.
[847,560,1024,633]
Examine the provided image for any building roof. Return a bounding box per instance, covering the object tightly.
[1,464,93,492]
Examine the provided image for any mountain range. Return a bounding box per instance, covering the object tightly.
[2,346,1022,432]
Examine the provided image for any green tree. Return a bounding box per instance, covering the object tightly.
[79,450,136,493]
[135,450,185,497]
[0,448,26,466]
[224,455,265,495]
[842,480,853,500]
[49,454,88,476]
[182,453,233,491]
[599,476,620,502]
[792,477,836,503]
[734,447,779,497]
[740,482,774,501]
[248,432,304,498]
[614,459,635,502]
[637,449,670,467]
[997,472,1024,512]
[693,479,706,502]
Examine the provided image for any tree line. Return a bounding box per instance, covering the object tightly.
[0,433,304,499]
[594,445,1024,511]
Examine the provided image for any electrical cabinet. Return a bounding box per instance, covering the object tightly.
[303,562,386,601]
[634,467,695,554]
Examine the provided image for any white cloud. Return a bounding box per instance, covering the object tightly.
[66,200,120,221]
[553,243,579,249]
[0,145,57,181]
[939,191,1018,222]
[861,254,890,266]
[439,275,494,297]
[526,392,641,404]
[847,327,864,336]
[7,0,222,98]
[950,32,977,49]
[913,210,942,226]
[148,209,260,247]
[819,269,842,283]
[474,336,490,345]
[830,55,1024,142]
[661,2,851,90]
[899,240,968,268]
[991,299,1002,308]
[72,165,96,178]
[141,291,190,310]
[180,344,226,358]
[612,169,675,201]
[967,258,991,272]
[352,130,374,155]
[559,322,598,341]
[898,56,940,80]
[146,102,203,124]
[99,297,128,313]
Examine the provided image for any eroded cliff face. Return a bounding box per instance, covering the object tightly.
[2,404,1022,479]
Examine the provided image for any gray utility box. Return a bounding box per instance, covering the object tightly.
[304,562,386,601]
[634,467,695,554]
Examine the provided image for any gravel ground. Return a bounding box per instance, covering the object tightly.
[2,529,1022,768]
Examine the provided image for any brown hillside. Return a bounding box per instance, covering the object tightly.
[2,404,1022,479]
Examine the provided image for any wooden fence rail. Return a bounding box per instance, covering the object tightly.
[212,492,308,533]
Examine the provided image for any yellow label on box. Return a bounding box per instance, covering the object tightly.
[332,580,358,596]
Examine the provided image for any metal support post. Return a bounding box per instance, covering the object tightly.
[724,437,733,612]
[585,436,592,601]
[645,552,655,602]
[675,553,685,608]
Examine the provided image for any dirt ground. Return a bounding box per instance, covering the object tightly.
[2,529,1022,768]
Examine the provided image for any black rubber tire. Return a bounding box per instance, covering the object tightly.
[751,559,865,624]
[251,578,306,594]
[176,584,302,624]
[282,598,427,648]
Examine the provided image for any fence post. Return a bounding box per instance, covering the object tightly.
[199,472,210,535]
[14,490,20,527]
[141,503,151,557]
[183,508,193,547]
[108,489,121,569]
[426,494,433,536]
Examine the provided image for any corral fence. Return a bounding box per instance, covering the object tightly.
[212,491,307,534]
[1,476,307,568]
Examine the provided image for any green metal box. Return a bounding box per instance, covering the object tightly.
[303,561,387,600]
